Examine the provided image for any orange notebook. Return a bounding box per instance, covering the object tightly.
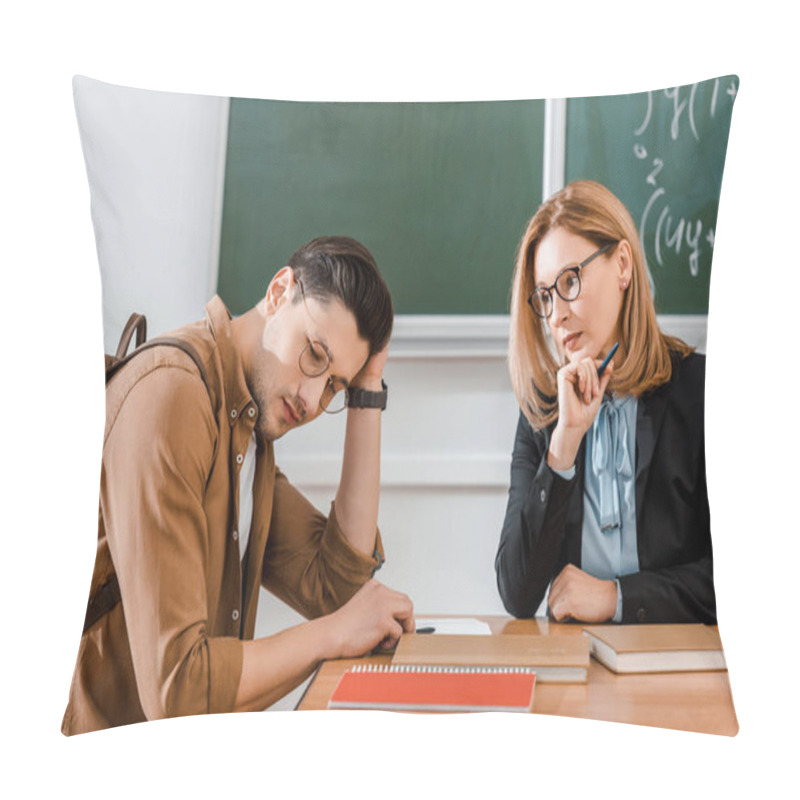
[328,665,536,712]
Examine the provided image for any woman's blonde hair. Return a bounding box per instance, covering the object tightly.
[509,180,693,429]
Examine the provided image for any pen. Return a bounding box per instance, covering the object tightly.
[416,627,435,634]
[597,342,619,377]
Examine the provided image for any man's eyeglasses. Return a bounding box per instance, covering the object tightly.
[527,242,616,319]
[296,279,348,414]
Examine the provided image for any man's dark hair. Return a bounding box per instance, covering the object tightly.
[288,236,393,356]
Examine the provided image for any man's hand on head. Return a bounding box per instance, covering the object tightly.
[351,344,389,389]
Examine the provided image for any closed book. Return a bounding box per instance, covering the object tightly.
[582,624,727,673]
[392,633,589,683]
[328,665,536,712]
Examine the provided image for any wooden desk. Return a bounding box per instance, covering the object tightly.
[296,616,738,736]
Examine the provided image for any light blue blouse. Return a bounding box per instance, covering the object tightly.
[554,394,639,622]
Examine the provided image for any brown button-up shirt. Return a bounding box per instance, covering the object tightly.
[62,297,383,735]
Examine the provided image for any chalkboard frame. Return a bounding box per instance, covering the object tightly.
[216,80,735,356]
[218,98,546,319]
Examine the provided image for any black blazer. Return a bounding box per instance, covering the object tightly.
[495,352,716,624]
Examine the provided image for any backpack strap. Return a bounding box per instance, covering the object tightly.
[116,313,147,360]
[83,575,121,634]
[106,335,213,404]
[105,313,147,373]
[86,328,216,633]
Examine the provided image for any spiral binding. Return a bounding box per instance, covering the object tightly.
[348,664,535,674]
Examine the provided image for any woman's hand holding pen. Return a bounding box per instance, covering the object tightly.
[547,356,613,471]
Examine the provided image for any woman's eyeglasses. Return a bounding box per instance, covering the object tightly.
[527,242,616,319]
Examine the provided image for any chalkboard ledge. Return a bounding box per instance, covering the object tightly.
[389,314,707,359]
[390,316,510,359]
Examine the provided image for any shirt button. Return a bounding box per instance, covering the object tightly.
[236,454,244,465]
[230,409,238,420]
[248,407,256,418]
[637,608,647,622]
[232,529,239,541]
[232,609,239,622]
[540,489,547,503]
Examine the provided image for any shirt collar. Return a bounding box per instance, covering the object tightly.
[205,295,257,427]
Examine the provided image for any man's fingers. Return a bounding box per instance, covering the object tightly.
[377,619,404,651]
[400,611,416,633]
[385,588,415,627]
[378,585,415,636]
[387,597,415,636]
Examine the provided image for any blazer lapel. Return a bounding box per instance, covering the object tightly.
[635,386,669,528]
[566,438,586,566]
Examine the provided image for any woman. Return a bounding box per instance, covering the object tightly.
[495,180,716,624]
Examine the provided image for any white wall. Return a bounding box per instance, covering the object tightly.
[74,78,707,711]
[73,76,227,351]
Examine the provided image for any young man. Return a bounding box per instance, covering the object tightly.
[62,236,414,734]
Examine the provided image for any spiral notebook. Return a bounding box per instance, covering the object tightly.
[393,633,589,683]
[328,664,537,712]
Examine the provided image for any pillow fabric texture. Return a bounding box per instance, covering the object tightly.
[66,75,737,734]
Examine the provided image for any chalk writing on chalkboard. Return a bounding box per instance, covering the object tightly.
[565,75,737,314]
[634,77,738,294]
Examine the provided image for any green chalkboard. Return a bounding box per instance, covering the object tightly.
[218,99,545,315]
[565,76,738,315]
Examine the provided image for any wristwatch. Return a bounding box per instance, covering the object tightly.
[347,379,388,411]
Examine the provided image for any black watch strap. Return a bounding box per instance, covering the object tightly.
[347,379,388,410]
